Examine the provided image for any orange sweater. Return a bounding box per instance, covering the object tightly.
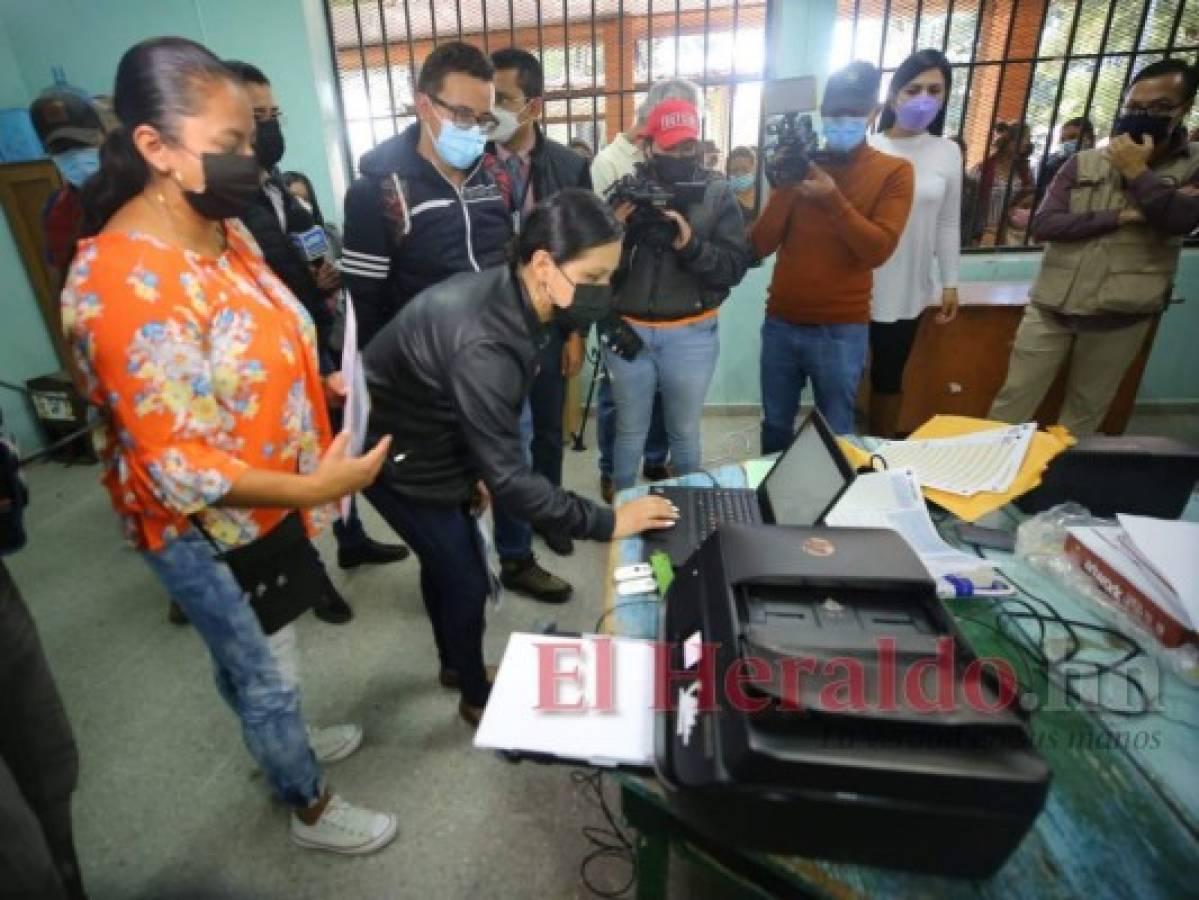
[751,146,914,325]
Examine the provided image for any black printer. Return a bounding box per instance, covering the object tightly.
[654,524,1051,877]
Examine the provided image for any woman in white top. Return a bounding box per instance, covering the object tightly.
[868,49,962,437]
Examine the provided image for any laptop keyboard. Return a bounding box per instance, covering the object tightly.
[691,489,760,545]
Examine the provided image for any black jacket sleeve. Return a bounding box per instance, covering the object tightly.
[341,176,395,349]
[447,340,614,540]
[675,181,751,291]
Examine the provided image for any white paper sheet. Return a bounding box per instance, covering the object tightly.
[1117,515,1199,629]
[876,423,1036,497]
[825,468,995,580]
[474,632,657,768]
[339,294,370,520]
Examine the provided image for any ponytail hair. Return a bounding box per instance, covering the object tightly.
[513,188,623,266]
[81,36,235,235]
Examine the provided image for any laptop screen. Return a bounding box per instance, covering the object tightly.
[760,412,853,525]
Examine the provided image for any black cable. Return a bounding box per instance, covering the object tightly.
[594,599,658,635]
[571,769,637,898]
[959,542,1158,717]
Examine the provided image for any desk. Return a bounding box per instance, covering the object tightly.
[605,465,1199,899]
[856,281,1164,436]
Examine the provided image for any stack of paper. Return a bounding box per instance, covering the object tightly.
[876,423,1036,497]
[838,416,1074,523]
[825,467,998,584]
[474,632,656,768]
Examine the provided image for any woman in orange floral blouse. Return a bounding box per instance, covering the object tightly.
[61,37,396,856]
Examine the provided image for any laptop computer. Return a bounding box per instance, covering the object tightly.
[644,408,857,567]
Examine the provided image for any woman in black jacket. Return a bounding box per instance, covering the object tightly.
[362,189,679,725]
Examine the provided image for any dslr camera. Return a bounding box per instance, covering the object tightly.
[605,171,707,251]
[761,76,847,188]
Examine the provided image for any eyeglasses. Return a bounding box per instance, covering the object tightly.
[1119,101,1182,117]
[429,95,499,135]
[254,106,285,124]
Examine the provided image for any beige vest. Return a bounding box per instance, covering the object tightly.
[1031,145,1199,315]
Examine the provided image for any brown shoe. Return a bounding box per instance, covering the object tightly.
[501,556,573,604]
[439,665,498,691]
[458,698,486,728]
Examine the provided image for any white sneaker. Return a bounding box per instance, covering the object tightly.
[306,724,363,764]
[290,795,399,855]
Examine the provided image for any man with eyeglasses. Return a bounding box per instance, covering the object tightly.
[226,61,410,627]
[990,58,1199,434]
[341,41,511,349]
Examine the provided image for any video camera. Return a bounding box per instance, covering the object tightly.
[761,76,848,188]
[605,172,707,251]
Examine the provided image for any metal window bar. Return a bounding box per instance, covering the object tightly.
[328,2,773,180]
[1029,0,1088,220]
[562,0,573,138]
[401,0,418,115]
[589,0,598,147]
[374,0,398,135]
[675,0,682,78]
[998,0,1053,246]
[350,0,377,144]
[836,0,1199,250]
[940,0,955,55]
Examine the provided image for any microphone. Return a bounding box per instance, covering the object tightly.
[290,225,329,262]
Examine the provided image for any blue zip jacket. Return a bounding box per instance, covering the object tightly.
[341,123,513,347]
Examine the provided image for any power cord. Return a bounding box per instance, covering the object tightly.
[959,538,1158,718]
[572,769,637,897]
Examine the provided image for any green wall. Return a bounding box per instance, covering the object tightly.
[0,0,345,450]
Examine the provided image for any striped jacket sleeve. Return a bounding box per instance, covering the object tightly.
[341,175,395,348]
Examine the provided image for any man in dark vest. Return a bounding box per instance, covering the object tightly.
[227,61,409,626]
[991,59,1199,433]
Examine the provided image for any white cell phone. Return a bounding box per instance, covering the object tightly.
[617,577,658,597]
[614,563,653,582]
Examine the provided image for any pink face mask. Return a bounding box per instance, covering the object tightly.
[895,94,941,132]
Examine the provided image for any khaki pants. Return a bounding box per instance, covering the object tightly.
[989,304,1152,434]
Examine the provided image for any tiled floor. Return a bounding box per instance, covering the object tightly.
[6,408,1195,899]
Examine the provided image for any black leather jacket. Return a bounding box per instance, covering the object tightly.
[612,164,751,321]
[363,265,615,540]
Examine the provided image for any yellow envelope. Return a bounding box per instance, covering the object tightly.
[839,416,1075,523]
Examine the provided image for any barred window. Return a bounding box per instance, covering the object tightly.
[324,1,768,179]
[834,0,1199,248]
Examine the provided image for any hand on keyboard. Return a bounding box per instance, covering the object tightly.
[613,495,680,539]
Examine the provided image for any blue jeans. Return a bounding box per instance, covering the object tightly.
[760,315,867,451]
[141,532,322,809]
[604,318,720,491]
[597,375,668,478]
[363,484,492,707]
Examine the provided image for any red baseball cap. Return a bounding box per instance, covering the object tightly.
[645,99,700,149]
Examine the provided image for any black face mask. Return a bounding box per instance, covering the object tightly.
[555,280,613,331]
[182,152,262,220]
[652,153,700,184]
[254,118,286,170]
[1113,113,1175,146]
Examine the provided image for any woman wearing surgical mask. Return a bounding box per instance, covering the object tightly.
[64,37,399,855]
[969,121,1035,246]
[360,189,679,726]
[866,49,962,437]
[726,146,758,222]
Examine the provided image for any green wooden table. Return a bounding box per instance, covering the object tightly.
[605,463,1199,899]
